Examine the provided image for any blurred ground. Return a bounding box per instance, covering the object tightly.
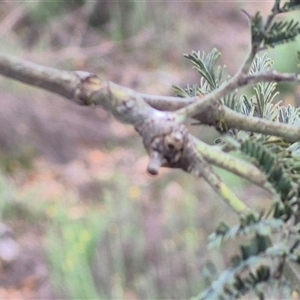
[0,1,299,299]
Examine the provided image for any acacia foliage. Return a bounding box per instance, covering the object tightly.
[175,1,300,298]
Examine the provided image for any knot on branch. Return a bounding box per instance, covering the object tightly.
[136,119,201,176]
[75,73,108,106]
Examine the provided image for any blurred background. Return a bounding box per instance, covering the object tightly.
[0,1,299,299]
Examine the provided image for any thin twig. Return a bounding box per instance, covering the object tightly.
[173,70,299,122]
[193,152,251,216]
[191,137,275,194]
[223,107,300,141]
[265,0,281,31]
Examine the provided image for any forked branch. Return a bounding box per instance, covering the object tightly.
[1,53,299,140]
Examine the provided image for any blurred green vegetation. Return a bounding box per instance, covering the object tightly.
[46,174,212,299]
[26,0,85,22]
[0,168,229,299]
[0,173,15,221]
[16,1,181,49]
[0,146,36,175]
[264,11,300,101]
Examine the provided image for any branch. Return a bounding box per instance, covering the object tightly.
[143,72,300,142]
[223,107,300,140]
[174,71,299,121]
[239,71,300,85]
[0,52,174,128]
[1,52,299,141]
[0,53,80,100]
[140,93,196,112]
[0,52,298,203]
[131,112,251,215]
[75,73,169,125]
[196,155,252,216]
[172,70,300,141]
[191,137,275,194]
